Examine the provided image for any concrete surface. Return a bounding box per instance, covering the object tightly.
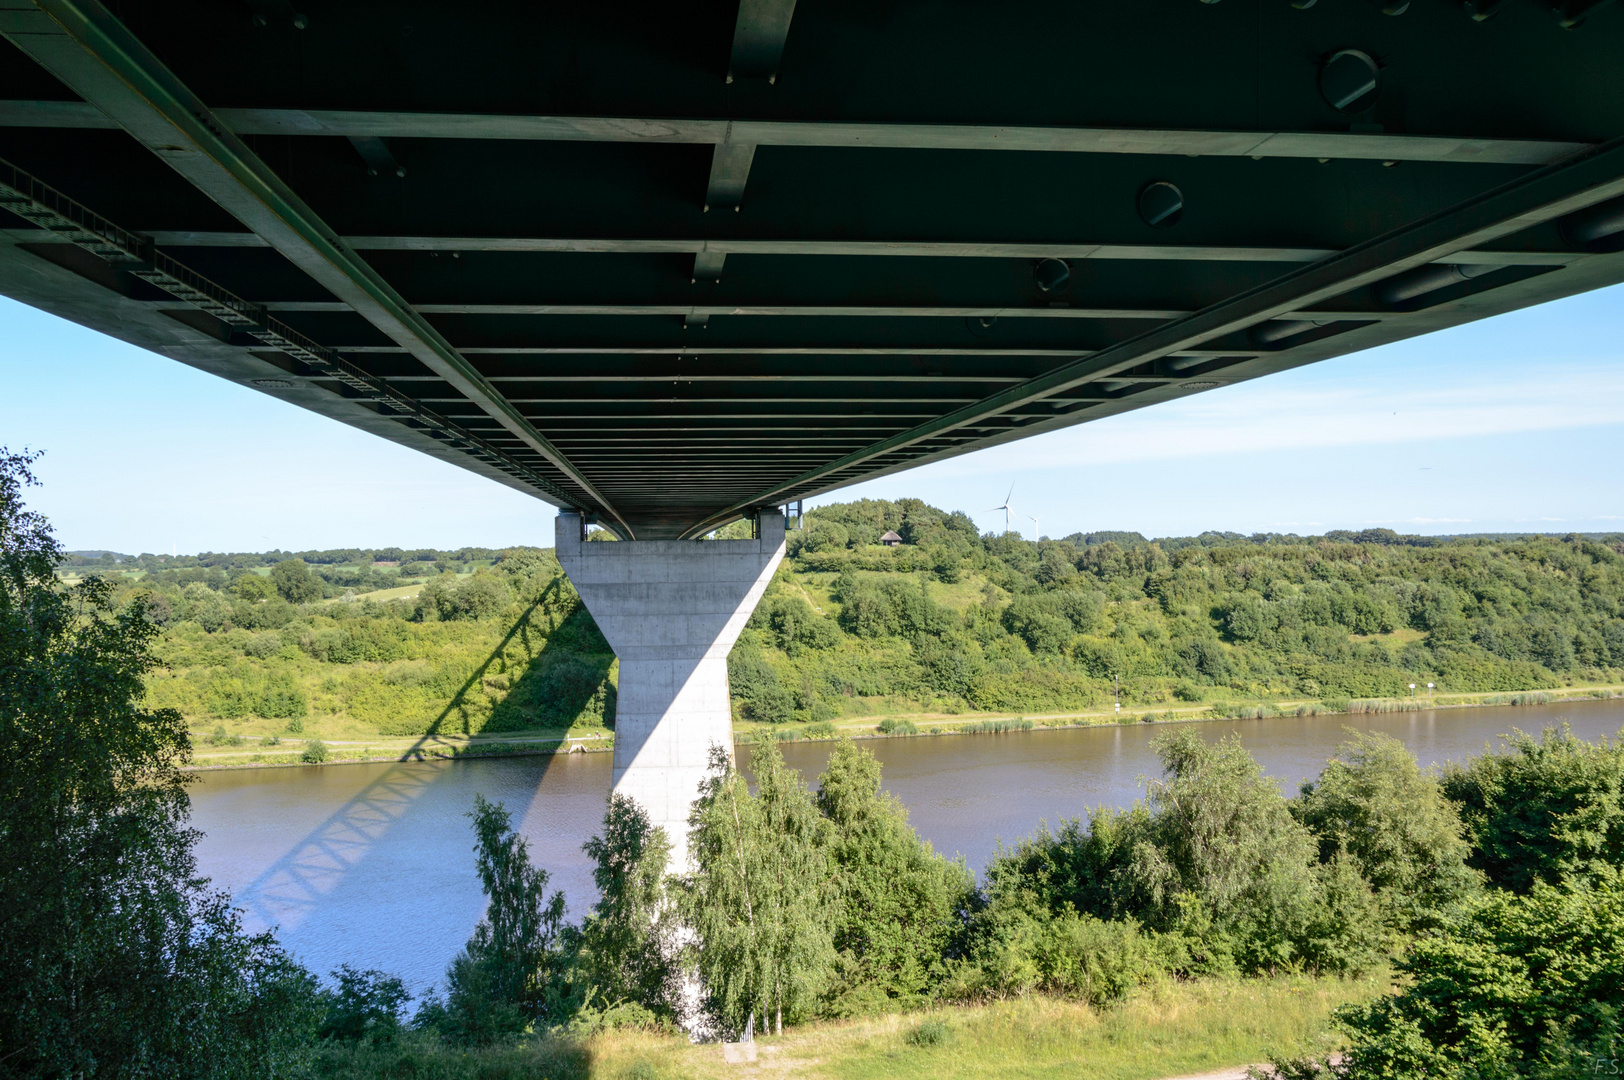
[556,511,786,868]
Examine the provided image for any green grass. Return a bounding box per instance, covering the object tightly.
[310,973,1377,1080]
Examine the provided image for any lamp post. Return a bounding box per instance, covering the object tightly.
[1409,683,1416,698]
[1426,681,1435,698]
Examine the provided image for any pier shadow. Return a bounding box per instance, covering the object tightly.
[229,579,617,957]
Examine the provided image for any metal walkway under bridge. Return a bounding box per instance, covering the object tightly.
[3,0,1624,539]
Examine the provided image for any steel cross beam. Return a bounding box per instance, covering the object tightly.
[0,100,1587,167]
[94,232,1584,268]
[678,135,1624,538]
[0,0,633,538]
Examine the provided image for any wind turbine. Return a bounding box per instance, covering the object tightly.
[987,485,1019,535]
[1028,513,1040,542]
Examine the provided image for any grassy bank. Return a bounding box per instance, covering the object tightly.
[183,683,1624,769]
[313,973,1377,1080]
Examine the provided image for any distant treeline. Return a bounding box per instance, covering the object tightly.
[732,498,1624,720]
[65,498,1624,738]
[62,545,508,569]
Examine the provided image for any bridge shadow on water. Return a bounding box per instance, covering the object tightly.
[229,583,616,985]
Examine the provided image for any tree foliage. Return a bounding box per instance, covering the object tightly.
[0,448,321,1078]
[1440,724,1624,893]
[431,795,568,1044]
[1330,873,1623,1080]
[569,794,680,1022]
[1295,730,1481,931]
[816,741,973,1012]
[681,744,836,1036]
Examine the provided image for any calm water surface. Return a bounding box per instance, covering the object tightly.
[189,699,1624,995]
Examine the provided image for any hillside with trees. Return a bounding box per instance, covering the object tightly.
[73,499,1624,750]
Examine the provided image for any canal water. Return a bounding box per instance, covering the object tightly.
[189,699,1624,996]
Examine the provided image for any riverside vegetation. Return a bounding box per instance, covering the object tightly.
[55,498,1624,765]
[7,450,1624,1079]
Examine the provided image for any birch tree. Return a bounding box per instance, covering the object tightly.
[681,743,834,1038]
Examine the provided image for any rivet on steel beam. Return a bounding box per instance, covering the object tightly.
[1461,0,1504,18]
[1320,49,1380,112]
[1292,0,1316,8]
[1382,160,1398,167]
[252,13,267,27]
[1138,182,1184,228]
[703,204,711,212]
[292,12,308,29]
[1034,258,1071,293]
[1381,0,1409,12]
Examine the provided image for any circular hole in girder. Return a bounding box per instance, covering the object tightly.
[1034,258,1071,293]
[1320,49,1380,112]
[1138,182,1184,228]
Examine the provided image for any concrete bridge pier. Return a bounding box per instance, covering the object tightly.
[555,509,786,870]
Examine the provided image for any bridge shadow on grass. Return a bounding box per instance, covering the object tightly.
[230,578,618,979]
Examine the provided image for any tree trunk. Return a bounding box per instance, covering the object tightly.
[742,1012,754,1043]
[776,1001,782,1036]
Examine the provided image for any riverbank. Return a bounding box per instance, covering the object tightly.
[181,682,1624,770]
[311,971,1376,1080]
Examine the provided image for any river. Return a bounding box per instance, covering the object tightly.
[189,699,1624,996]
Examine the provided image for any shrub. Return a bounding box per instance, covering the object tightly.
[1440,724,1624,892]
[319,965,409,1042]
[876,717,919,735]
[904,1017,952,1047]
[1294,731,1479,931]
[301,739,329,764]
[259,676,308,719]
[1325,874,1624,1080]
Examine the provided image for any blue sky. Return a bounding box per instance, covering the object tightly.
[1,286,1620,554]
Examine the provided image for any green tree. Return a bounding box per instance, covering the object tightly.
[1328,873,1623,1080]
[816,741,972,1011]
[1295,730,1480,931]
[435,795,568,1043]
[1441,725,1624,893]
[269,558,322,604]
[1127,732,1381,973]
[232,571,277,601]
[318,965,410,1043]
[682,744,834,1037]
[0,449,321,1078]
[570,794,678,1021]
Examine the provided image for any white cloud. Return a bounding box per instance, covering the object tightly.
[920,361,1624,478]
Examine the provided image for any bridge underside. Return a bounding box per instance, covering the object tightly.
[3,0,1624,538]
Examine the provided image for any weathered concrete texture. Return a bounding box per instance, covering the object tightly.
[555,511,786,868]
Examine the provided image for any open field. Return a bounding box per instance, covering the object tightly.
[312,973,1378,1080]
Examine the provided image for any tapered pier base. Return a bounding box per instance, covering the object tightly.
[555,510,785,868]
